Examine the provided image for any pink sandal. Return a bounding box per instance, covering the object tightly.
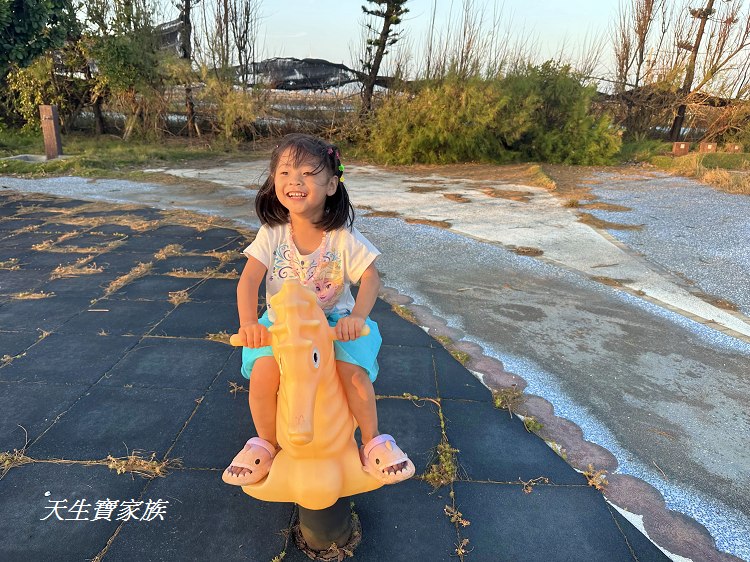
[360,434,415,484]
[222,437,277,486]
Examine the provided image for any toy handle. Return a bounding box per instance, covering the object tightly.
[228,325,370,347]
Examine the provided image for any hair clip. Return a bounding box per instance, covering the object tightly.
[339,176,345,183]
[327,148,334,155]
[338,164,345,172]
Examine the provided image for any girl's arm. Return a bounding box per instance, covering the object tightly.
[336,262,381,341]
[236,256,270,347]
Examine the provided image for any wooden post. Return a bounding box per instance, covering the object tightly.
[39,105,63,160]
[698,142,717,153]
[724,143,743,153]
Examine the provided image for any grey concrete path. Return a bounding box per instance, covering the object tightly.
[0,192,673,561]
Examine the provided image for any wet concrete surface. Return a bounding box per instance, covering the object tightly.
[1,162,749,560]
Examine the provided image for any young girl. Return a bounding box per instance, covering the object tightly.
[223,133,415,487]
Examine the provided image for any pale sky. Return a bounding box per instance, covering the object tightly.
[257,0,621,75]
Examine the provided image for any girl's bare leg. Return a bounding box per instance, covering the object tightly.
[227,356,280,477]
[337,361,407,474]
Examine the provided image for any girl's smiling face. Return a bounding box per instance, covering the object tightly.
[274,148,338,222]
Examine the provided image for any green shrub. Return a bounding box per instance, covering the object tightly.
[365,77,534,164]
[364,61,621,165]
[504,62,621,165]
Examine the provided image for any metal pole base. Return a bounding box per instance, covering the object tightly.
[293,498,362,560]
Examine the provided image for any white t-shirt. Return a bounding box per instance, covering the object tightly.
[244,223,380,322]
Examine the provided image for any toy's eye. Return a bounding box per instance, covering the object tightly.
[312,348,320,368]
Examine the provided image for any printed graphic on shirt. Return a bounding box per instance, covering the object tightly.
[269,244,344,311]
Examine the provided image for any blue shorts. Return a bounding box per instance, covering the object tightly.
[240,310,382,382]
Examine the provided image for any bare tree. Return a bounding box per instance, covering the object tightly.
[360,0,409,114]
[669,0,717,139]
[229,0,261,87]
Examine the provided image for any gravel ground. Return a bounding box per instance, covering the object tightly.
[586,171,750,317]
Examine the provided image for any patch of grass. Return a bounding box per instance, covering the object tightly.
[564,199,580,207]
[392,304,416,323]
[577,212,643,231]
[582,464,608,491]
[527,164,557,190]
[651,152,750,194]
[521,415,543,433]
[618,139,672,162]
[423,440,460,488]
[492,385,525,416]
[434,335,470,365]
[0,132,241,178]
[444,505,470,527]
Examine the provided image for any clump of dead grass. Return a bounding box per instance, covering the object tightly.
[513,246,544,257]
[206,331,232,344]
[0,258,20,270]
[1,448,182,479]
[102,262,153,296]
[492,385,525,417]
[434,335,471,365]
[582,464,608,491]
[168,290,190,306]
[155,244,183,260]
[520,476,550,494]
[51,257,103,279]
[11,291,55,299]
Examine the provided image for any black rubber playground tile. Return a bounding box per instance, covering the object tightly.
[138,225,201,239]
[0,297,91,332]
[0,332,139,384]
[0,381,88,450]
[433,345,492,402]
[441,399,585,485]
[178,233,243,253]
[370,306,433,347]
[56,299,173,336]
[107,274,201,301]
[100,337,233,390]
[169,381,254,470]
[0,464,147,562]
[110,235,175,254]
[0,329,40,360]
[374,344,437,398]
[150,301,239,339]
[94,251,163,272]
[0,218,44,233]
[0,269,48,296]
[374,397,443,475]
[104,469,292,562]
[29,384,203,459]
[150,255,222,275]
[187,277,238,303]
[451,482,669,561]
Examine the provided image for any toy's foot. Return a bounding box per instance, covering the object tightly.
[222,437,277,486]
[360,434,415,484]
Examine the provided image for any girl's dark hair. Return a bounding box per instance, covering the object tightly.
[255,133,355,231]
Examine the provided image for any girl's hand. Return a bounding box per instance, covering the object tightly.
[238,323,271,348]
[335,315,366,342]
